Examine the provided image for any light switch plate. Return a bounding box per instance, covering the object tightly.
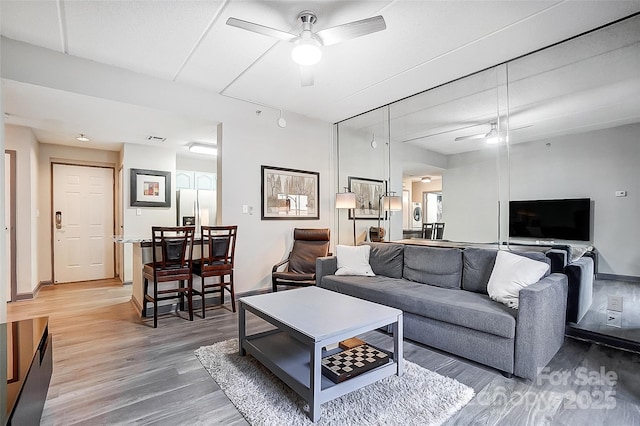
[615,190,627,197]
[136,208,142,216]
[607,295,623,312]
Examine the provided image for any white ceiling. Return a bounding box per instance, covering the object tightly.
[1,1,639,158]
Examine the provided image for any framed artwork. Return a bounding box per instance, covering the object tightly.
[130,168,171,207]
[348,176,386,220]
[261,165,319,220]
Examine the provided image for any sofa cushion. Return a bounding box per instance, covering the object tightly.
[462,248,496,294]
[362,242,404,278]
[335,245,375,276]
[320,275,516,338]
[403,245,462,289]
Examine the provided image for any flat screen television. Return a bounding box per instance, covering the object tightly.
[509,198,591,241]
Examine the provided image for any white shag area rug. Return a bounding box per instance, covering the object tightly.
[195,339,474,426]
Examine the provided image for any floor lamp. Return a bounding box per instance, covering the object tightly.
[336,189,357,245]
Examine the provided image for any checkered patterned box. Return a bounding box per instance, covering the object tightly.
[321,344,391,383]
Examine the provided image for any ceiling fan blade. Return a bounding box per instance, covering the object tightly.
[316,15,386,46]
[226,17,296,42]
[300,65,314,87]
[454,133,488,142]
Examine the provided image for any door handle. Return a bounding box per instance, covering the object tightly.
[55,211,62,229]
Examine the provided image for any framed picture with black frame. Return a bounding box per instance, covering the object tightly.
[130,168,171,208]
[348,176,387,220]
[261,165,319,220]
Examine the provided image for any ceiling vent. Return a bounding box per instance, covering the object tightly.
[146,135,167,142]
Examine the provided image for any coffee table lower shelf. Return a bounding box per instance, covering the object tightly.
[242,330,399,406]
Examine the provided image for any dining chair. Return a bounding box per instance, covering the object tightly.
[192,225,237,316]
[143,226,196,328]
[434,222,445,239]
[422,223,435,239]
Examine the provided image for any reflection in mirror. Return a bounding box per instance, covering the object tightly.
[390,65,506,244]
[506,15,640,345]
[336,107,392,245]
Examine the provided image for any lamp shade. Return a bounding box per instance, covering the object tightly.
[382,195,402,211]
[335,192,356,209]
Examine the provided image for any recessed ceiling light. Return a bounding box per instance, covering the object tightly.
[76,134,90,142]
[188,143,217,156]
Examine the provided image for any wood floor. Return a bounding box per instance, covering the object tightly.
[8,280,640,425]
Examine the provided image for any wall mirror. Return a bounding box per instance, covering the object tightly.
[505,15,640,346]
[335,14,639,348]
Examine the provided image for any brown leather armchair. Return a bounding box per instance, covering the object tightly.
[272,228,330,292]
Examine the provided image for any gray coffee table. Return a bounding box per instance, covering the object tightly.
[238,286,403,422]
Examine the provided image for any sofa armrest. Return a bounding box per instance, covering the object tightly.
[514,273,568,380]
[565,256,594,323]
[316,256,337,286]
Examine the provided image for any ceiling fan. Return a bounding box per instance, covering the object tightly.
[226,11,386,87]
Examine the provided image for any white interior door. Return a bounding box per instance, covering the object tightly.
[53,164,114,283]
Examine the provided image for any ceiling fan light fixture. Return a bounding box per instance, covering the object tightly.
[291,38,322,66]
[485,123,499,144]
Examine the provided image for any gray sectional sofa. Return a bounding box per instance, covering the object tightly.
[316,242,568,380]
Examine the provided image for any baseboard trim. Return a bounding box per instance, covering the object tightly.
[138,288,272,317]
[598,273,640,283]
[14,281,48,301]
[566,326,640,354]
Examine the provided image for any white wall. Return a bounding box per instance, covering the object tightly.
[509,123,640,276]
[443,146,501,243]
[36,143,119,284]
[224,111,332,292]
[121,143,177,283]
[4,125,39,295]
[176,155,216,174]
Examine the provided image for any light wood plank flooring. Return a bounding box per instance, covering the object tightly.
[8,280,640,425]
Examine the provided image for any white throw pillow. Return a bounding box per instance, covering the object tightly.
[487,251,549,309]
[335,245,375,276]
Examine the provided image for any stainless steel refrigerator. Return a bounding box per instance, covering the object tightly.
[177,189,216,229]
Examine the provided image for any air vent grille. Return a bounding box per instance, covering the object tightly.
[146,135,167,142]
